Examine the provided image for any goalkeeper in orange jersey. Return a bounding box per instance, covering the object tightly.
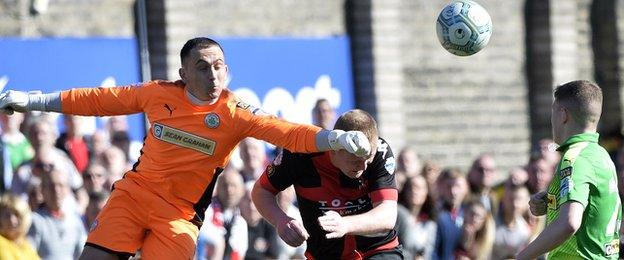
[0,37,370,260]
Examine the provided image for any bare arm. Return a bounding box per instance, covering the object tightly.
[251,181,290,227]
[516,201,584,259]
[251,181,309,247]
[345,200,397,235]
[318,200,397,238]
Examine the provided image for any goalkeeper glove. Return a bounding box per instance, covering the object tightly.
[0,90,46,114]
[328,130,371,158]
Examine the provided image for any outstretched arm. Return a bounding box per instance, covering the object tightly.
[251,181,309,247]
[234,105,370,156]
[516,201,584,259]
[318,200,397,239]
[0,84,147,116]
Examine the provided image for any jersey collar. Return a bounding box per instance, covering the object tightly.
[185,89,213,106]
[556,132,599,152]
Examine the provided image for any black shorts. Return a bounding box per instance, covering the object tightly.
[366,246,404,260]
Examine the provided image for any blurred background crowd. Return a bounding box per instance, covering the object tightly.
[4,0,624,259]
[3,99,623,260]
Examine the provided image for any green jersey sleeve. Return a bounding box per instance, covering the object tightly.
[557,157,594,208]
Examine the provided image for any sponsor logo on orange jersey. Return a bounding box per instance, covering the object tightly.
[153,123,216,155]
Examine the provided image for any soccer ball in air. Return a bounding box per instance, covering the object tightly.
[436,0,492,56]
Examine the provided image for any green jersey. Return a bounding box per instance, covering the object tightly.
[546,133,621,259]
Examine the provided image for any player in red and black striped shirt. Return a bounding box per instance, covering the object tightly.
[253,109,402,260]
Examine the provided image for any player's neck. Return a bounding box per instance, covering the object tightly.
[562,124,597,141]
[185,89,218,106]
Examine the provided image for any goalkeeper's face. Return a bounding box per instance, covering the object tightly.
[180,46,229,103]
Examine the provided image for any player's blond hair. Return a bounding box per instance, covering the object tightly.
[554,80,603,127]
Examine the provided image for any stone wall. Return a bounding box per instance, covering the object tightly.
[0,0,135,37]
[2,0,622,174]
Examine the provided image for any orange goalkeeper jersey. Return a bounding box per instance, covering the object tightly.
[60,80,321,222]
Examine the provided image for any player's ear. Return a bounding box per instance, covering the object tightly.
[562,106,570,124]
[224,65,229,85]
[179,68,186,83]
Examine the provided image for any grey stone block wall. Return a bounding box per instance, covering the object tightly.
[367,0,406,150]
[0,0,135,37]
[551,1,583,86]
[1,0,623,175]
[154,0,347,80]
[576,0,594,83]
[398,0,530,173]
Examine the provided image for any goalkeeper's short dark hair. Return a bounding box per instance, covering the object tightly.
[180,37,225,64]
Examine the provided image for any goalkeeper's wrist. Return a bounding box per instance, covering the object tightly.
[27,92,61,112]
[315,129,343,152]
[327,130,345,151]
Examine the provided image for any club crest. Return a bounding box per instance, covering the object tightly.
[205,113,220,128]
[385,156,396,174]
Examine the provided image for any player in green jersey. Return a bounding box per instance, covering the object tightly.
[517,80,621,259]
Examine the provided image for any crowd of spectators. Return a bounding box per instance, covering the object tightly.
[1,99,619,260]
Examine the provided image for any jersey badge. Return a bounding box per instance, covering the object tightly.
[559,177,573,198]
[559,166,573,178]
[236,101,270,116]
[547,193,557,209]
[205,113,220,128]
[385,156,396,174]
[273,151,283,166]
[236,101,251,110]
[266,165,275,177]
[250,105,270,116]
[605,239,619,256]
